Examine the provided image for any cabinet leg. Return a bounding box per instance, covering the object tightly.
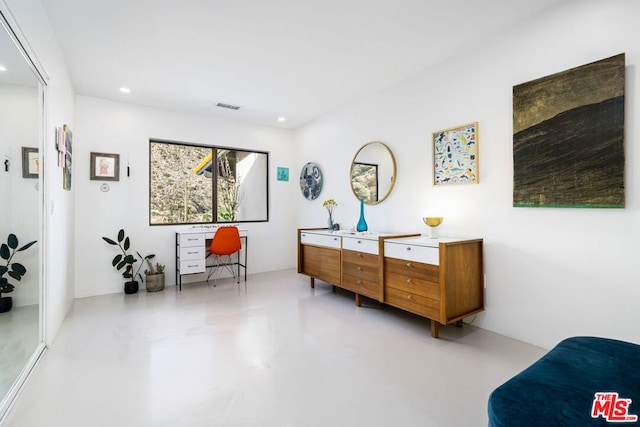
[430,320,439,338]
[310,277,315,289]
[355,294,361,307]
[456,320,463,328]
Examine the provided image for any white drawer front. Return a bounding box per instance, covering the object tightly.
[384,242,439,265]
[300,232,341,249]
[342,237,378,255]
[179,233,205,247]
[179,259,205,274]
[180,246,205,260]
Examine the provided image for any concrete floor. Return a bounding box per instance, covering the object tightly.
[2,269,546,426]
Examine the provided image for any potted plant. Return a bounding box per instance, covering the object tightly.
[0,233,37,313]
[144,262,165,292]
[102,229,155,294]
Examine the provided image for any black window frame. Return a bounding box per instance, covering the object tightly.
[149,139,269,226]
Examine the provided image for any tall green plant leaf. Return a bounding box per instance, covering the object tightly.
[7,234,18,249]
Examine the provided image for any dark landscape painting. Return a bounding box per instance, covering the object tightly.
[513,54,625,208]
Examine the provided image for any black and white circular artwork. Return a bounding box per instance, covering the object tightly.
[299,162,323,200]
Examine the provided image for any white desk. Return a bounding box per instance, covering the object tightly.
[175,228,247,290]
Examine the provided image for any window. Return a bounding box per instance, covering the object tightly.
[149,140,269,225]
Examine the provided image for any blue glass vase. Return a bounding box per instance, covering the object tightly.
[356,199,368,232]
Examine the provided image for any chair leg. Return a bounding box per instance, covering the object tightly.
[206,254,238,287]
[206,255,223,286]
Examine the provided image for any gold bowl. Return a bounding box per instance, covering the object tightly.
[423,217,443,227]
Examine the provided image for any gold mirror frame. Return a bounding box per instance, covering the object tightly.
[350,141,397,205]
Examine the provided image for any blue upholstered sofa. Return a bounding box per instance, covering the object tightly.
[488,336,640,426]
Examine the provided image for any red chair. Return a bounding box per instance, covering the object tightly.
[206,226,242,285]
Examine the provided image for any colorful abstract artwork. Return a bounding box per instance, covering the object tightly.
[513,54,625,208]
[433,122,478,185]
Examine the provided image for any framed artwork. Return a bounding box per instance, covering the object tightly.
[432,122,478,185]
[21,147,39,179]
[277,167,289,181]
[90,152,120,181]
[513,54,625,208]
[63,125,72,190]
[299,162,322,200]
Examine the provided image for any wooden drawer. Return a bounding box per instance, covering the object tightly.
[356,277,379,299]
[300,232,341,248]
[385,274,440,300]
[342,264,379,299]
[342,249,379,268]
[384,257,439,283]
[343,261,379,282]
[384,241,439,265]
[342,236,378,254]
[179,259,205,274]
[179,246,205,260]
[179,233,205,247]
[385,286,440,320]
[384,257,440,300]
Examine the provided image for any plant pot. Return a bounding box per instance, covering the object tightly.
[0,296,13,313]
[145,272,165,292]
[124,281,139,294]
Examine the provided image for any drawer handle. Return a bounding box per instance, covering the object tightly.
[357,253,363,257]
[407,294,413,300]
[188,251,198,254]
[187,238,198,241]
[334,237,338,241]
[357,280,362,285]
[406,262,413,268]
[406,247,412,251]
[357,266,363,271]
[406,278,412,284]
[357,240,362,244]
[188,264,199,268]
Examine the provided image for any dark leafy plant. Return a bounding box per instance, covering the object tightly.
[0,233,37,298]
[102,229,155,282]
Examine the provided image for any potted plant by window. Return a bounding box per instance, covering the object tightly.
[144,262,165,292]
[102,229,155,294]
[0,233,37,313]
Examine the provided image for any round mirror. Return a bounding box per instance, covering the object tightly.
[350,141,396,204]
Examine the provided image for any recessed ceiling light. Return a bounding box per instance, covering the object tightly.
[278,117,286,122]
[119,87,131,94]
[0,65,6,72]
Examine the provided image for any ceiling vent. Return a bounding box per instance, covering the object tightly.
[216,102,241,111]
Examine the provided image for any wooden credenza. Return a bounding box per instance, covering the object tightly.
[383,236,484,338]
[297,229,484,338]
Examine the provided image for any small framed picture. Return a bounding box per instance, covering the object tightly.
[90,152,120,181]
[432,122,479,185]
[277,167,289,181]
[22,147,39,179]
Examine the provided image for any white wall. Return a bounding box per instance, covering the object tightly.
[295,0,640,349]
[74,96,297,298]
[5,0,77,343]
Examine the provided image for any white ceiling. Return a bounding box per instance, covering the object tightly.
[39,0,567,129]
